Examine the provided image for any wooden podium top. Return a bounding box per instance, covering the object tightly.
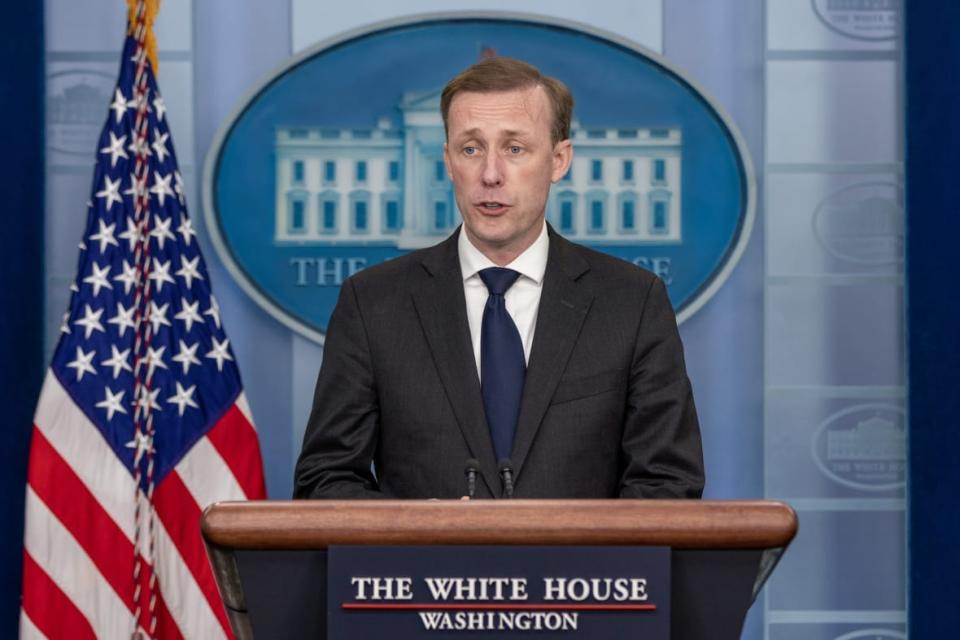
[201,500,797,550]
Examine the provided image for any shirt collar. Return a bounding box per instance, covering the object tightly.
[458,221,549,285]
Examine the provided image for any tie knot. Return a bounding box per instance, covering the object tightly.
[479,267,521,296]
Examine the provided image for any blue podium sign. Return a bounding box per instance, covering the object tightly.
[327,545,670,638]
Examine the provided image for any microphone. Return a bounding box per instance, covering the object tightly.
[498,458,515,499]
[464,458,480,499]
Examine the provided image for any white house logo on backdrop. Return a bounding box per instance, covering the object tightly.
[47,70,115,161]
[813,181,903,267]
[205,14,754,343]
[274,92,681,252]
[812,404,905,492]
[811,0,899,41]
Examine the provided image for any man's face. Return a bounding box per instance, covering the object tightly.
[444,85,572,263]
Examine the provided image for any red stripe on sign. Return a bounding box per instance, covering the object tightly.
[152,469,234,638]
[206,404,266,499]
[342,603,658,611]
[21,551,97,640]
[27,427,134,608]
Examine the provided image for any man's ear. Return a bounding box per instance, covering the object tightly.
[551,139,573,183]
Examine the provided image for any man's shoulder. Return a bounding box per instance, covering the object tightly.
[346,236,451,293]
[553,233,659,289]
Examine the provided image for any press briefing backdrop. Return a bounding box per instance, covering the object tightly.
[5,0,920,638]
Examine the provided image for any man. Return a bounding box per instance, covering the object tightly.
[294,57,704,499]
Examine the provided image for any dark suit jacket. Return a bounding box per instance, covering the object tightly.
[293,226,704,499]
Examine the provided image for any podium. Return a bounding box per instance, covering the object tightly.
[201,500,797,639]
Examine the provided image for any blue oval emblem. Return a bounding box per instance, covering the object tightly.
[204,14,755,342]
[48,69,116,158]
[813,181,903,266]
[811,0,899,42]
[812,403,905,492]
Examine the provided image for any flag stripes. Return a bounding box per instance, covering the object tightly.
[25,372,253,638]
[20,3,266,636]
[24,489,133,638]
[205,403,267,500]
[21,553,96,640]
[152,472,233,636]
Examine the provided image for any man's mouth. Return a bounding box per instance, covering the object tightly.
[477,201,509,213]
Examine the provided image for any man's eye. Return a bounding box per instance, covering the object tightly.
[463,146,477,156]
[509,146,522,154]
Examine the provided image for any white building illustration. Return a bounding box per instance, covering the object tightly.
[274,89,682,247]
[827,416,905,461]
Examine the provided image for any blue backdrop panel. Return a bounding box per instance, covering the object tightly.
[906,2,960,637]
[0,2,45,635]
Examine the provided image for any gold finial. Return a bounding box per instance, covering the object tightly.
[127,0,161,75]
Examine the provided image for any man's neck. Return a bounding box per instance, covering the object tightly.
[482,248,526,267]
[463,225,546,267]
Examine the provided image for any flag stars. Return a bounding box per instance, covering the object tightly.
[88,219,119,254]
[82,262,113,297]
[101,344,133,379]
[95,175,123,210]
[177,216,195,246]
[52,51,253,474]
[139,344,168,380]
[45,36,256,501]
[147,301,172,335]
[99,131,128,168]
[153,95,166,122]
[127,133,151,159]
[133,385,162,419]
[167,382,199,417]
[114,259,139,295]
[174,171,187,206]
[148,258,175,293]
[118,218,143,252]
[130,87,150,113]
[124,171,149,201]
[74,304,105,339]
[109,88,130,124]
[95,387,127,421]
[150,214,175,250]
[66,346,97,382]
[176,255,203,289]
[204,296,221,329]
[172,339,201,375]
[206,336,233,372]
[126,429,154,461]
[107,301,138,338]
[152,130,170,163]
[174,298,202,333]
[150,171,174,207]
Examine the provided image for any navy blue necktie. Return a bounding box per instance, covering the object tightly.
[479,267,525,462]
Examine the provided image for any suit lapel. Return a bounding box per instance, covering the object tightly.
[511,231,593,481]
[410,231,500,495]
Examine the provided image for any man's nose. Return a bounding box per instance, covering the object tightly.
[481,155,504,187]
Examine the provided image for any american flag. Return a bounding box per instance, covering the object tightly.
[20,3,265,638]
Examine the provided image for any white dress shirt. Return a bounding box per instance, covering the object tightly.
[458,222,549,378]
